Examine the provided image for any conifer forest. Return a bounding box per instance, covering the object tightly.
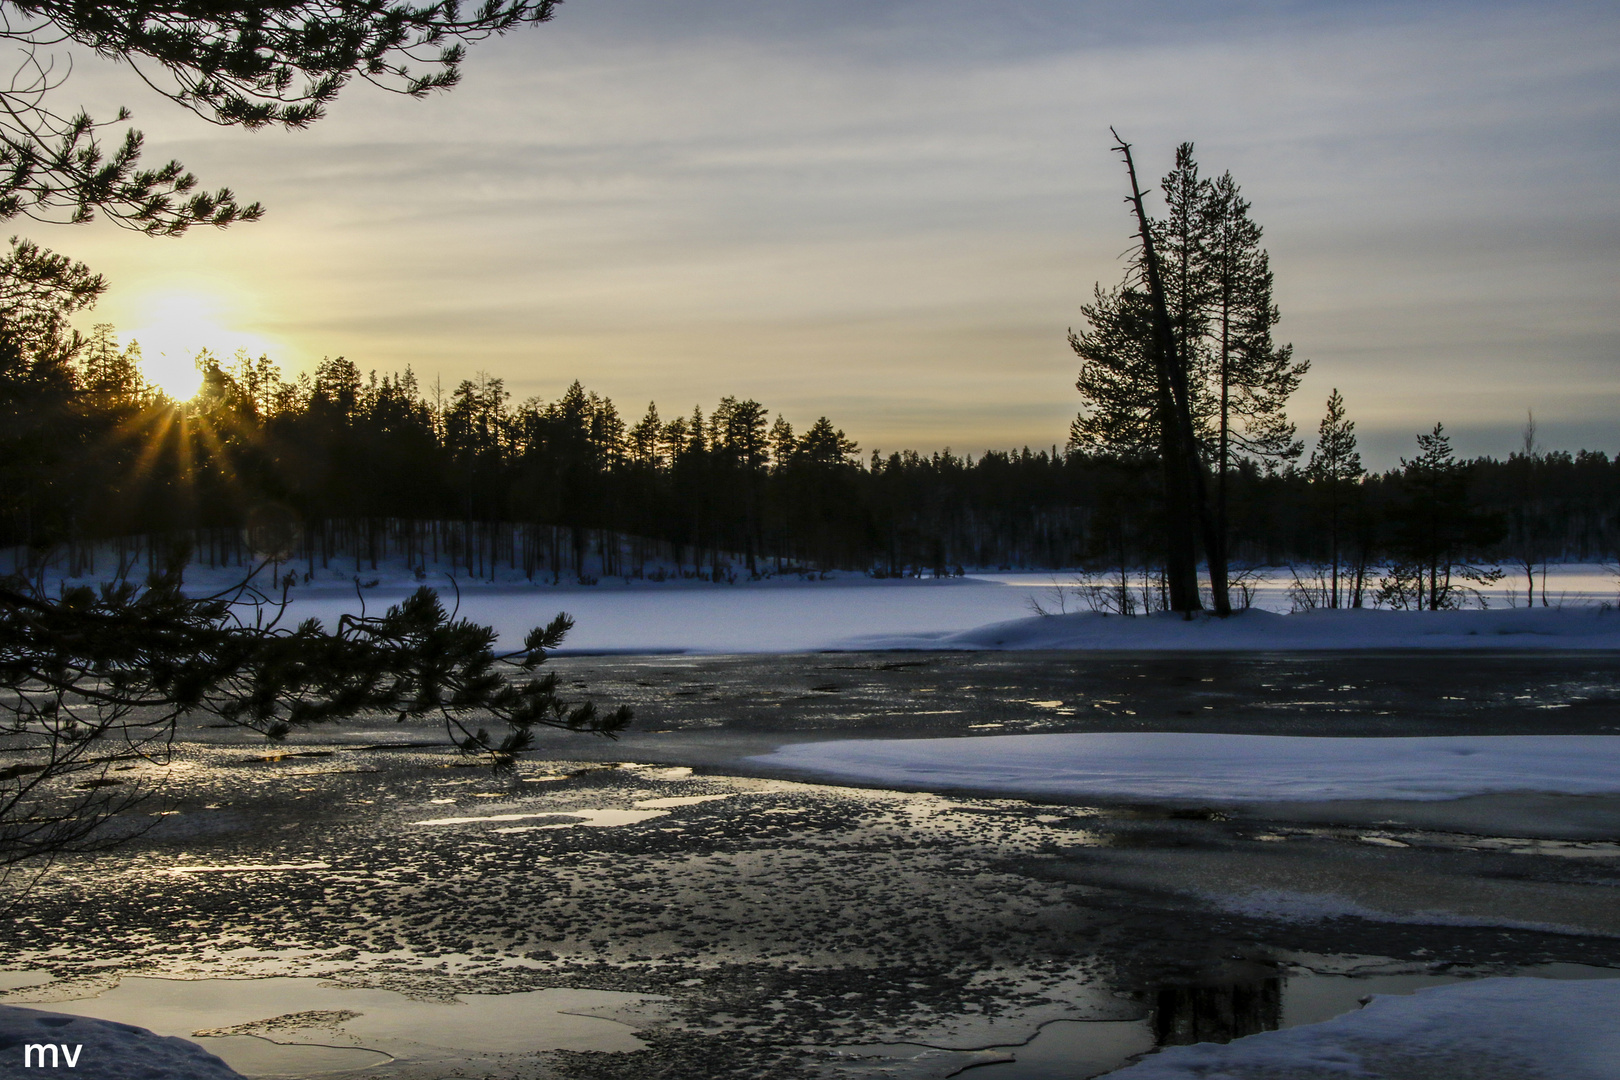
[5,330,1616,598]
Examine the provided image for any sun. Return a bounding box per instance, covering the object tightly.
[124,290,278,401]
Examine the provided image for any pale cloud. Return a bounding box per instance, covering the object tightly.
[40,0,1620,466]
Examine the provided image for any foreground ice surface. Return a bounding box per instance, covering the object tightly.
[0,1005,244,1079]
[1097,977,1620,1079]
[751,733,1620,801]
[5,976,654,1077]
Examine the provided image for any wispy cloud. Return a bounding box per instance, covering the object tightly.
[48,0,1620,464]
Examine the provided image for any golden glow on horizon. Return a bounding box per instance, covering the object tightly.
[124,290,280,401]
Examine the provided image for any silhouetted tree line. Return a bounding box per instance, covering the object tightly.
[3,325,1617,594]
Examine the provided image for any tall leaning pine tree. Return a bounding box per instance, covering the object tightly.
[1106,131,1207,612]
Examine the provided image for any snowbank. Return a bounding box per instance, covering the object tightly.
[843,605,1620,652]
[0,1005,244,1079]
[1097,977,1620,1079]
[749,733,1620,802]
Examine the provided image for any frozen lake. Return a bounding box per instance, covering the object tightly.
[266,565,1620,655]
[4,598,1618,1079]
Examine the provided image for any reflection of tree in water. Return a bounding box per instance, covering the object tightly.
[1153,976,1282,1046]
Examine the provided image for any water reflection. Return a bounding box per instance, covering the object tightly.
[827,975,1288,1080]
[1151,975,1282,1046]
[961,966,1486,1079]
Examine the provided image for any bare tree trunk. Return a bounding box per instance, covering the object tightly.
[1114,130,1208,613]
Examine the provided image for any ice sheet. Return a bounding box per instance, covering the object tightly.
[749,733,1620,802]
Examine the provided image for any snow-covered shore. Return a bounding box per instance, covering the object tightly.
[1097,977,1620,1079]
[192,582,1620,655]
[13,556,1619,654]
[750,733,1620,802]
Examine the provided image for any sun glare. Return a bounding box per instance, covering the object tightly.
[124,290,277,401]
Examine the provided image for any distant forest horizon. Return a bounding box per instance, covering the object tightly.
[5,339,1618,611]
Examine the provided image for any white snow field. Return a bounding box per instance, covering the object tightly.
[235,572,1620,655]
[1096,976,1620,1080]
[749,733,1620,802]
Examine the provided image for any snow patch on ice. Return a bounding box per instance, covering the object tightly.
[750,733,1620,802]
[1098,977,1620,1079]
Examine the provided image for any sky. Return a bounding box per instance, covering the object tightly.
[44,0,1620,468]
